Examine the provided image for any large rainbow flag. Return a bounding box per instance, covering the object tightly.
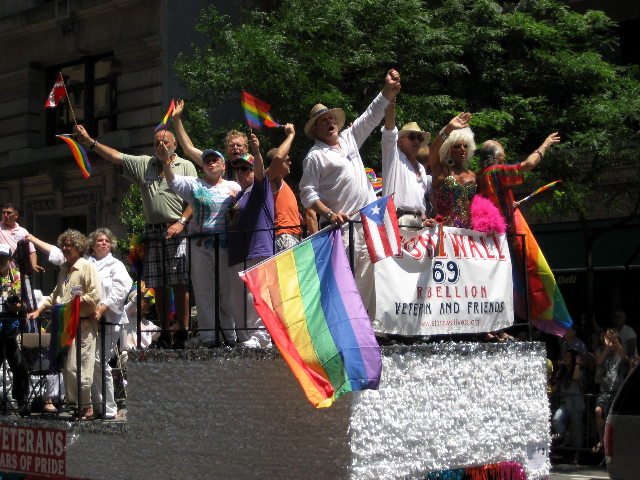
[47,295,80,372]
[240,228,382,408]
[241,91,281,130]
[511,210,572,336]
[56,134,91,179]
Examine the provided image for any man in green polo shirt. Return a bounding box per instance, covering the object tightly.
[76,125,196,349]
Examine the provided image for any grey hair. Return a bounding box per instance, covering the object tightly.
[57,229,89,256]
[88,227,117,254]
[439,127,476,166]
[479,141,503,168]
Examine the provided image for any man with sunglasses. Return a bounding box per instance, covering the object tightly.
[75,125,196,349]
[300,69,401,316]
[382,96,434,229]
[0,203,42,274]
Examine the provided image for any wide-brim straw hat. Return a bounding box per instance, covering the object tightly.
[398,122,431,148]
[304,104,346,140]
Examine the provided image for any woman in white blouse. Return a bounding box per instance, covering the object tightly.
[87,228,132,419]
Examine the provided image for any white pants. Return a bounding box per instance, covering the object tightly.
[342,223,375,319]
[92,324,119,417]
[191,240,235,344]
[230,257,271,346]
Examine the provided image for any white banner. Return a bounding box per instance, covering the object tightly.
[373,226,514,335]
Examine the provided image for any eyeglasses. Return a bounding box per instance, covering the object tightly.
[406,134,424,143]
[1,211,16,216]
[453,144,468,149]
[234,166,253,172]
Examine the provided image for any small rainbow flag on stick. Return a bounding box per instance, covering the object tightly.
[240,228,382,408]
[241,91,281,130]
[56,134,91,179]
[518,180,562,204]
[48,295,80,372]
[156,98,175,132]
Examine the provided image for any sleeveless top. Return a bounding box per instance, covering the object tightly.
[434,175,476,229]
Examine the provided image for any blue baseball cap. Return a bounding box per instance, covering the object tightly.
[201,149,226,163]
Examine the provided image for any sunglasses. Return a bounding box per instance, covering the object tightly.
[2,211,16,216]
[406,134,424,143]
[453,143,468,149]
[234,166,253,172]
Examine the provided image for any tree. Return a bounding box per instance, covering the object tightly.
[174,0,640,321]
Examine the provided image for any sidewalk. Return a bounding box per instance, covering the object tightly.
[550,463,608,480]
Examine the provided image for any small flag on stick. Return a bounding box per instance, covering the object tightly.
[156,98,175,132]
[56,134,91,179]
[517,180,562,205]
[241,91,281,130]
[360,195,401,263]
[45,73,67,108]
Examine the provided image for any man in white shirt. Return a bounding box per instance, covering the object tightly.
[381,95,434,228]
[0,203,42,273]
[299,69,400,315]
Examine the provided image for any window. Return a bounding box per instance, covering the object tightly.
[46,53,119,144]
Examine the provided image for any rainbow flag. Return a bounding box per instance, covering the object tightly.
[365,167,382,195]
[511,210,572,336]
[518,180,562,204]
[48,295,80,372]
[56,134,91,179]
[241,91,281,130]
[155,98,175,132]
[240,228,382,408]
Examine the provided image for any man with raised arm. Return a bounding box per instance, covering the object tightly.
[299,69,400,314]
[171,100,274,348]
[264,124,302,251]
[381,91,434,229]
[75,125,196,349]
[476,132,560,232]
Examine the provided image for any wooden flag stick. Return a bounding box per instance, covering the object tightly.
[59,72,78,127]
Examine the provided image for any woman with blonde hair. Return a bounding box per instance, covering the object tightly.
[428,113,477,229]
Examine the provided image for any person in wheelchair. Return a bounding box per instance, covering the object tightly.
[0,243,30,416]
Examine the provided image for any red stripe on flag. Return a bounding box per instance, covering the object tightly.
[377,222,394,258]
[361,217,379,263]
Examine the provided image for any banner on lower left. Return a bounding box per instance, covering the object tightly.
[0,425,66,477]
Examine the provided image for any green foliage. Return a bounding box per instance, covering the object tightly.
[117,183,145,256]
[174,0,640,223]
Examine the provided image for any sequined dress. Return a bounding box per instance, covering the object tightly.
[434,175,476,229]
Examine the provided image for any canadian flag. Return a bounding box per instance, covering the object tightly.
[360,195,401,263]
[45,73,66,108]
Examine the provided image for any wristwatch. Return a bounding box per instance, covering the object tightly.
[326,211,335,222]
[178,216,187,226]
[90,139,98,150]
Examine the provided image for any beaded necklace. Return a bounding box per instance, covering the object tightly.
[0,263,21,297]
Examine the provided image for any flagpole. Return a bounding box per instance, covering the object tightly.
[59,72,79,127]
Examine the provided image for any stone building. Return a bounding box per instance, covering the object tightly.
[0,0,240,289]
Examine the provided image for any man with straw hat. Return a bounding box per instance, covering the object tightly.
[299,69,400,316]
[382,93,434,228]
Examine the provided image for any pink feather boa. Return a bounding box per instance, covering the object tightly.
[471,194,506,235]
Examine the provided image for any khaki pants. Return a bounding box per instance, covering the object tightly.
[64,319,97,409]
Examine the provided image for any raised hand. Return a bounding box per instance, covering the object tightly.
[448,112,472,130]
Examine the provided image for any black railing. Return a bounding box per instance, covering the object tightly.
[1,220,534,420]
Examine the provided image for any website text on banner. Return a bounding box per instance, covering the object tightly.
[373,226,514,335]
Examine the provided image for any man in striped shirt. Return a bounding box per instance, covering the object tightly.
[476,132,560,232]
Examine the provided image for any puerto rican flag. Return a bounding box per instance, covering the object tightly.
[360,195,401,263]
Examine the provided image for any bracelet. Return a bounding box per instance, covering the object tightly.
[535,149,544,159]
[90,140,98,150]
[326,211,335,221]
[164,158,174,165]
[439,128,450,140]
